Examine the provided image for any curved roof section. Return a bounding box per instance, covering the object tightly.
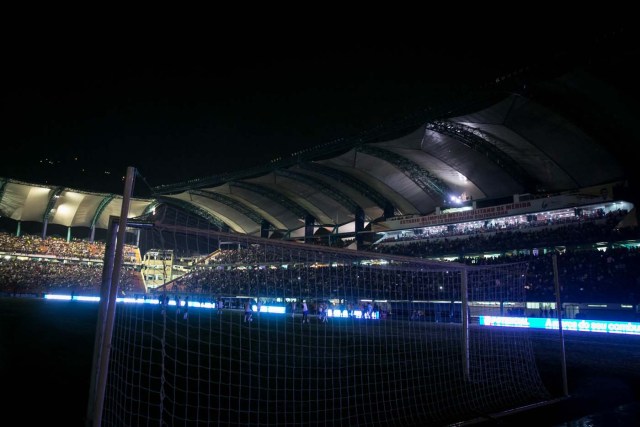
[0,66,634,238]
[0,179,152,229]
[451,94,621,191]
[153,84,626,236]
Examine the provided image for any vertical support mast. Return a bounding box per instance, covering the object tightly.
[87,166,136,427]
[553,254,569,397]
[85,215,118,426]
[461,268,470,379]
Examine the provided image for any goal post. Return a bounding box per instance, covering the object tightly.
[96,205,550,426]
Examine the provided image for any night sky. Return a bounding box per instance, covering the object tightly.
[2,24,636,198]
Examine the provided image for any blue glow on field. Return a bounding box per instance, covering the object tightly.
[478,316,640,336]
[77,296,101,302]
[251,304,286,314]
[44,294,289,313]
[118,297,143,304]
[45,294,72,301]
[327,309,349,318]
[196,301,216,309]
[43,294,384,319]
[327,309,379,319]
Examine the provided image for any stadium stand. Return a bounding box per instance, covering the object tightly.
[1,31,639,426]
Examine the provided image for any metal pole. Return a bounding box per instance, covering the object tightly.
[92,166,136,426]
[461,268,470,379]
[552,254,569,397]
[85,216,119,426]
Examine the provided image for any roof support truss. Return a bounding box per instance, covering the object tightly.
[358,145,451,201]
[91,194,116,228]
[0,178,7,208]
[275,169,361,213]
[426,120,536,190]
[189,189,268,226]
[156,196,228,231]
[142,201,160,216]
[43,187,65,223]
[299,162,395,216]
[229,181,311,220]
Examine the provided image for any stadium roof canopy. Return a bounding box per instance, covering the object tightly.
[1,65,637,241]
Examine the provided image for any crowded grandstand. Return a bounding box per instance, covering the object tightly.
[1,188,638,321]
[1,59,639,323]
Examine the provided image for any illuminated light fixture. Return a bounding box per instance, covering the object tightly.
[449,195,462,205]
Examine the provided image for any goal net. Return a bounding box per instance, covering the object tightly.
[98,205,550,426]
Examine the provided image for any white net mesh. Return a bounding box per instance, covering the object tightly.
[100,206,550,426]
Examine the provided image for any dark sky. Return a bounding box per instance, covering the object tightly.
[2,23,635,197]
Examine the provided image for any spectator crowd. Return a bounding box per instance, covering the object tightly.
[0,232,143,296]
[0,212,638,307]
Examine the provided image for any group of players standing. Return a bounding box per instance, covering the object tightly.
[159,294,334,324]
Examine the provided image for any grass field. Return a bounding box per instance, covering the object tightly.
[1,297,639,426]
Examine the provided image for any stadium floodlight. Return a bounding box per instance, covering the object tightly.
[450,194,463,204]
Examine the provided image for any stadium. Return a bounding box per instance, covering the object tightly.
[2,35,640,426]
